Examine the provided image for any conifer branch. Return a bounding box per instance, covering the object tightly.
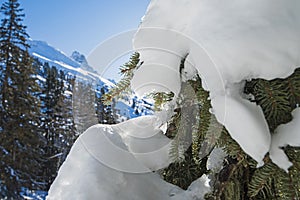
[102,52,140,105]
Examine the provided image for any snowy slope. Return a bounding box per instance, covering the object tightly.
[28,40,81,68]
[28,39,115,87]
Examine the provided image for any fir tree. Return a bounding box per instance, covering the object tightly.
[96,85,116,124]
[111,52,300,199]
[73,81,98,134]
[0,0,44,197]
[38,64,78,190]
[167,68,300,200]
[39,65,64,188]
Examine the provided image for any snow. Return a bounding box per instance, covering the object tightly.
[207,148,226,172]
[47,1,300,198]
[115,116,171,171]
[132,0,300,168]
[47,116,210,200]
[32,53,52,63]
[35,74,46,82]
[20,188,47,200]
[28,40,81,68]
[114,99,152,122]
[132,62,181,98]
[29,40,116,88]
[270,108,300,172]
[211,94,270,167]
[64,90,73,96]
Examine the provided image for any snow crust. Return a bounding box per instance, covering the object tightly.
[47,116,210,199]
[132,0,300,168]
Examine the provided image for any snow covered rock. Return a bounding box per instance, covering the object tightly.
[47,116,210,200]
[132,0,300,168]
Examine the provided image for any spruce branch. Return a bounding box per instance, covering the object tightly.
[253,79,292,132]
[245,68,300,133]
[147,92,174,111]
[102,52,140,105]
[286,68,300,109]
[248,161,277,198]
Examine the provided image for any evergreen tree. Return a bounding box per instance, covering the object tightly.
[110,53,300,200]
[73,81,98,134]
[39,64,77,190]
[95,85,115,124]
[0,0,44,198]
[55,73,77,165]
[164,68,300,200]
[39,65,63,188]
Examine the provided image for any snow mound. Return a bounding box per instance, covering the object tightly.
[132,0,300,168]
[47,116,210,200]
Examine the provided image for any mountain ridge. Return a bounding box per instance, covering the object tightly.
[28,39,152,122]
[28,39,115,87]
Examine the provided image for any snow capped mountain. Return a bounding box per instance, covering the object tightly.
[70,51,86,64]
[28,39,152,122]
[28,40,81,68]
[70,51,97,73]
[28,39,115,87]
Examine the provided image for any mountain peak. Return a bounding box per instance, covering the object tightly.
[70,51,97,73]
[71,51,87,64]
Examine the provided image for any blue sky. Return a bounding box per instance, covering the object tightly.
[21,0,150,56]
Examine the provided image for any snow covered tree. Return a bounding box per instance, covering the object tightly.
[44,1,300,199]
[107,51,300,199]
[159,68,300,200]
[0,0,44,197]
[126,0,300,198]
